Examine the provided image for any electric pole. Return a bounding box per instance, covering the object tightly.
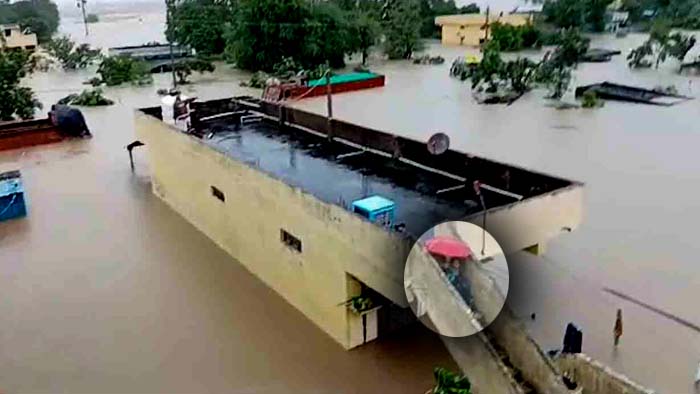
[77,0,89,36]
[165,0,177,91]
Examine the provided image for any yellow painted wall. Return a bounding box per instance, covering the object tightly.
[436,14,532,46]
[441,25,484,46]
[135,113,412,349]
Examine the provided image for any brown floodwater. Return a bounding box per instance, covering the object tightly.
[0,103,457,393]
[4,7,700,393]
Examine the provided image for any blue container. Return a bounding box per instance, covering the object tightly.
[0,170,27,222]
[352,195,395,227]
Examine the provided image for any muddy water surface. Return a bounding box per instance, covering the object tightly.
[4,8,700,393]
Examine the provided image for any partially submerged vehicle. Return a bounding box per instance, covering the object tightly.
[575,82,693,106]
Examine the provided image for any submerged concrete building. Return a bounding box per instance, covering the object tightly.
[135,96,584,349]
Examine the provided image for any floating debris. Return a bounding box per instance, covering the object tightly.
[413,54,445,65]
[581,48,622,63]
[575,82,693,106]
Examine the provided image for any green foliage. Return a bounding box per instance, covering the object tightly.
[226,0,355,71]
[45,36,101,70]
[627,40,654,67]
[533,30,588,99]
[167,0,236,56]
[303,2,353,68]
[383,0,424,60]
[463,30,588,101]
[627,25,695,71]
[549,28,590,68]
[173,58,216,84]
[649,19,671,44]
[665,32,696,63]
[0,49,41,120]
[432,367,472,394]
[543,0,587,29]
[542,0,613,32]
[470,42,504,91]
[97,56,152,86]
[587,0,614,32]
[0,0,59,43]
[489,23,546,52]
[348,11,381,65]
[86,13,99,23]
[581,89,604,107]
[58,88,114,106]
[343,295,375,314]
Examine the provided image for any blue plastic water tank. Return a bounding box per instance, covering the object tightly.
[352,195,395,227]
[0,170,27,222]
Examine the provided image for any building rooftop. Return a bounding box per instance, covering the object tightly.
[140,97,577,239]
[199,117,469,237]
[434,13,530,26]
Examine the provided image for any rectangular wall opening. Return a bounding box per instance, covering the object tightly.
[280,229,302,253]
[211,186,225,202]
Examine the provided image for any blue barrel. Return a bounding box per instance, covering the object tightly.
[0,170,27,222]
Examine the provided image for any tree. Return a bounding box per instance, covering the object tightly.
[86,13,99,23]
[587,0,614,32]
[666,32,696,65]
[0,49,42,121]
[348,11,381,65]
[534,29,587,99]
[470,42,505,91]
[45,36,101,70]
[543,0,587,29]
[550,28,590,67]
[304,2,353,68]
[543,0,613,31]
[226,0,310,71]
[0,0,60,43]
[226,0,358,71]
[173,58,216,84]
[97,56,152,86]
[383,0,424,59]
[627,40,654,67]
[627,22,694,70]
[167,0,236,56]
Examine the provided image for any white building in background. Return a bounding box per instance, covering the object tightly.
[606,11,630,33]
[1,24,38,51]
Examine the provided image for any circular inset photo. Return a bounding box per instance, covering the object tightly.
[403,221,509,338]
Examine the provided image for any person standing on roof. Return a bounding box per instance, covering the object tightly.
[614,309,623,346]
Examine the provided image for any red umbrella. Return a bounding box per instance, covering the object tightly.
[425,236,472,259]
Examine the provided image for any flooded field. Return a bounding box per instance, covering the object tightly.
[2,5,700,393]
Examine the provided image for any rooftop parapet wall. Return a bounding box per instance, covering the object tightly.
[555,354,656,394]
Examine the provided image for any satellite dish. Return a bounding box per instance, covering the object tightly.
[427,133,450,155]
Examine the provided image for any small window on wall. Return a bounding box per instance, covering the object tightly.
[211,186,225,202]
[280,229,302,253]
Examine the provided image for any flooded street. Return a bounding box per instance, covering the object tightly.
[2,5,700,392]
[0,74,457,393]
[295,36,700,392]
